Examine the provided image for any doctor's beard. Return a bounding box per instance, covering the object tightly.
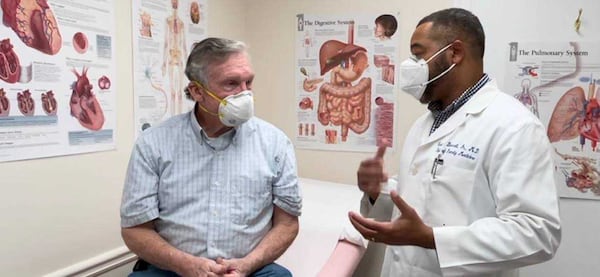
[419,57,453,105]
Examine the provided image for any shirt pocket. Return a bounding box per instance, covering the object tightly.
[230,176,272,225]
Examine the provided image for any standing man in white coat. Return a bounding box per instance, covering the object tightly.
[319,8,561,277]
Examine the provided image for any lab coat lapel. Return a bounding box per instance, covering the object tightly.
[419,80,499,147]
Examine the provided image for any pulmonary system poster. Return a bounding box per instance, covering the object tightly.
[505,41,600,200]
[132,0,207,136]
[295,13,400,152]
[0,0,117,162]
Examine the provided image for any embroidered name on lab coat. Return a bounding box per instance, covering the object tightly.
[436,141,480,161]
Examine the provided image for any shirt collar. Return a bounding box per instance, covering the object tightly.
[189,104,255,147]
[428,73,489,116]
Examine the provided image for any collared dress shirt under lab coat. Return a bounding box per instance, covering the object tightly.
[354,80,561,277]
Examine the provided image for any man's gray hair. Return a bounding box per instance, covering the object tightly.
[185,37,247,85]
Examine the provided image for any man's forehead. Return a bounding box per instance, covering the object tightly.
[410,23,434,50]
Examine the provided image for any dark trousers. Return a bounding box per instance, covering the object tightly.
[130,259,292,277]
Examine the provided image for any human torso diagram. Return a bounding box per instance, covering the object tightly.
[162,7,187,115]
[295,15,400,150]
[316,22,371,143]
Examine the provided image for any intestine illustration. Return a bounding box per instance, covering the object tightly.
[556,149,600,195]
[374,55,395,85]
[17,89,34,116]
[41,90,57,115]
[1,0,62,55]
[514,78,539,117]
[0,38,20,83]
[0,88,10,116]
[70,67,105,130]
[375,97,393,147]
[317,21,371,142]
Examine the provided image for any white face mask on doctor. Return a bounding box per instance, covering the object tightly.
[398,43,456,100]
[194,81,254,127]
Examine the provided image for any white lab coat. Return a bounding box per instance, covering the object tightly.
[373,80,561,276]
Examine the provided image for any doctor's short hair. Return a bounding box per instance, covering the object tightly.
[417,8,485,59]
[184,37,248,99]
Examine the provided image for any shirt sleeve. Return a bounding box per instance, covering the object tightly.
[272,137,302,217]
[120,138,160,228]
[434,122,561,276]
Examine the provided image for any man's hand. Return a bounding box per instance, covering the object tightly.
[216,257,252,277]
[357,145,388,200]
[348,190,435,249]
[177,256,228,277]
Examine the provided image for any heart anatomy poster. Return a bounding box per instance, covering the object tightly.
[295,13,400,152]
[132,0,207,137]
[505,41,600,200]
[0,0,117,162]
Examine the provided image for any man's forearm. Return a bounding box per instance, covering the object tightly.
[243,206,299,273]
[121,221,192,274]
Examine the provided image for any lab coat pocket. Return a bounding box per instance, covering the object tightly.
[429,165,476,226]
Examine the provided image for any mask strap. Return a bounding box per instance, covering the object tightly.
[424,63,456,86]
[425,43,453,63]
[194,81,227,106]
[197,102,223,118]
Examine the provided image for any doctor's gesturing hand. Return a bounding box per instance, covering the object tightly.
[357,145,389,201]
[348,190,435,249]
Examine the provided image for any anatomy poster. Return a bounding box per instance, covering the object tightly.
[0,0,117,162]
[295,13,400,152]
[132,0,207,136]
[505,41,600,200]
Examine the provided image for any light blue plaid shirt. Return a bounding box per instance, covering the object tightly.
[120,110,302,259]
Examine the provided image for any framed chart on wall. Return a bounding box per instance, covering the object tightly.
[294,13,401,153]
[0,0,117,162]
[131,0,208,137]
[454,0,600,200]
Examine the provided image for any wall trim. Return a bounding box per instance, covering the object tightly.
[44,246,137,277]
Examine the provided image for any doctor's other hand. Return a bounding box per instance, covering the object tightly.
[357,144,388,200]
[348,190,435,249]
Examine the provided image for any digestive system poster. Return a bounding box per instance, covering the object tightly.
[295,13,400,152]
[132,0,207,136]
[505,41,600,200]
[0,0,117,162]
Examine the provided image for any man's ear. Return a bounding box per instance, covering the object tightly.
[187,83,203,102]
[449,40,466,65]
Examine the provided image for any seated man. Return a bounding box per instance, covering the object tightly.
[121,37,302,277]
